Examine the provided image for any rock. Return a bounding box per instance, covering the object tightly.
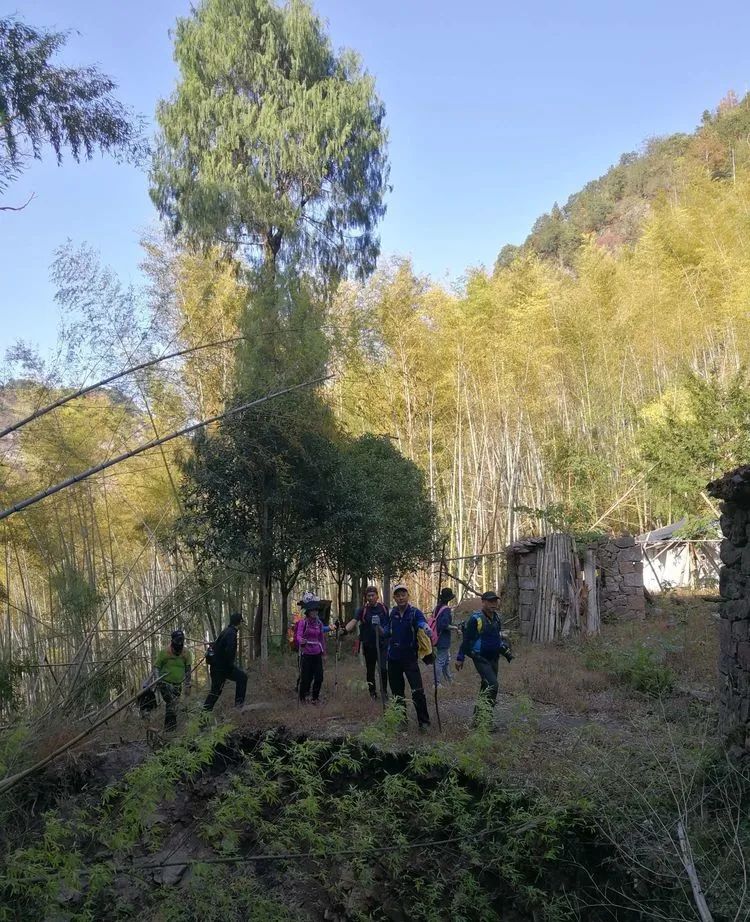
[614,535,635,548]
[721,541,742,567]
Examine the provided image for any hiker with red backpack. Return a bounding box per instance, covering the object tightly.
[294,599,327,704]
[430,587,456,686]
[339,585,389,700]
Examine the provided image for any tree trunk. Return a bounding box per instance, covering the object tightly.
[280,586,290,653]
[253,588,263,660]
[383,567,392,610]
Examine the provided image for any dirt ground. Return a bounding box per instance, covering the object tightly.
[86,591,720,786]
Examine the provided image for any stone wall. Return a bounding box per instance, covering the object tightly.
[595,535,646,621]
[707,466,750,746]
[505,537,544,639]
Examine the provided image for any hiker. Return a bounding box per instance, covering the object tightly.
[295,599,327,704]
[382,584,431,731]
[203,612,248,711]
[455,590,508,723]
[340,585,388,700]
[154,629,192,732]
[431,587,456,686]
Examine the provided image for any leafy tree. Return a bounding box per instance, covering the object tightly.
[0,15,143,207]
[638,372,750,520]
[325,434,435,606]
[151,0,389,281]
[182,410,337,656]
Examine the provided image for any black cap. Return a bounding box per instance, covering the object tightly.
[171,629,185,642]
[304,599,322,613]
[480,591,500,601]
[230,612,244,625]
[439,587,455,603]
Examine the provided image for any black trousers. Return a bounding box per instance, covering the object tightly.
[387,658,430,726]
[470,654,500,714]
[159,682,183,731]
[362,643,388,699]
[299,653,324,701]
[203,665,247,711]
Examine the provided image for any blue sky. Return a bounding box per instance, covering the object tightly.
[3,0,750,357]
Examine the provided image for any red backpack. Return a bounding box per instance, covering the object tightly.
[428,605,449,647]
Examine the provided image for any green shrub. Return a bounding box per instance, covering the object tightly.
[583,640,675,696]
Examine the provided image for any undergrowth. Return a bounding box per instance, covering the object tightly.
[583,638,676,695]
[0,712,747,921]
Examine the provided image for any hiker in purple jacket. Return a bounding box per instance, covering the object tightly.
[295,599,327,704]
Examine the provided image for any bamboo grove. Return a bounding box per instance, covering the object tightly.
[3,0,750,717]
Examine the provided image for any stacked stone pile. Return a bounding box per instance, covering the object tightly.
[595,535,646,621]
[707,465,750,744]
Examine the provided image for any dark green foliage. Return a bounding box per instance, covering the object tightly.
[0,15,143,198]
[0,658,31,714]
[52,565,101,636]
[182,405,336,575]
[1,726,749,921]
[583,639,676,696]
[151,0,389,280]
[325,433,436,580]
[638,371,750,520]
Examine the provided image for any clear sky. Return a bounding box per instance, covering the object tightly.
[3,0,750,357]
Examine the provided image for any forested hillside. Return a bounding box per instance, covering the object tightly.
[331,92,750,577]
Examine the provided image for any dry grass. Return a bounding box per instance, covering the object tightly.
[20,591,721,787]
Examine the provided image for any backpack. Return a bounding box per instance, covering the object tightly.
[427,605,449,647]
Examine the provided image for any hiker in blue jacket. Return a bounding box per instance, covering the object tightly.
[456,590,510,723]
[381,584,431,731]
[432,587,455,686]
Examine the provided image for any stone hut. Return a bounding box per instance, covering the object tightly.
[505,532,645,641]
[595,534,646,621]
[707,466,750,747]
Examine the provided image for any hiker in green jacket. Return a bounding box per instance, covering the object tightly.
[154,629,192,731]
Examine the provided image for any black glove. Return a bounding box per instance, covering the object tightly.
[423,653,436,666]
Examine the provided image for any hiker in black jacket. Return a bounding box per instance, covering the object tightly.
[340,586,388,700]
[203,612,248,711]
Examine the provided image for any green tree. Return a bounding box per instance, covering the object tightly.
[182,406,337,655]
[151,0,389,281]
[0,15,143,207]
[638,372,750,520]
[325,434,436,607]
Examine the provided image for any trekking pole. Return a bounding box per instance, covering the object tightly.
[333,628,340,698]
[432,537,449,733]
[374,621,387,714]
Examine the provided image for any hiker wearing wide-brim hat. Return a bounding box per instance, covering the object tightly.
[203,612,248,712]
[294,599,327,704]
[456,591,512,726]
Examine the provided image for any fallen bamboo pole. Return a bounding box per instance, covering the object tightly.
[0,376,332,524]
[0,336,244,440]
[0,674,164,796]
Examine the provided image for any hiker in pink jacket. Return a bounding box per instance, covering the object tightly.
[294,599,327,704]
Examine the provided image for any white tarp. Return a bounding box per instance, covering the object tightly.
[641,540,720,592]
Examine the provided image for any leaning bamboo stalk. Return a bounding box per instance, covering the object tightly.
[0,336,244,440]
[0,674,165,796]
[0,376,332,524]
